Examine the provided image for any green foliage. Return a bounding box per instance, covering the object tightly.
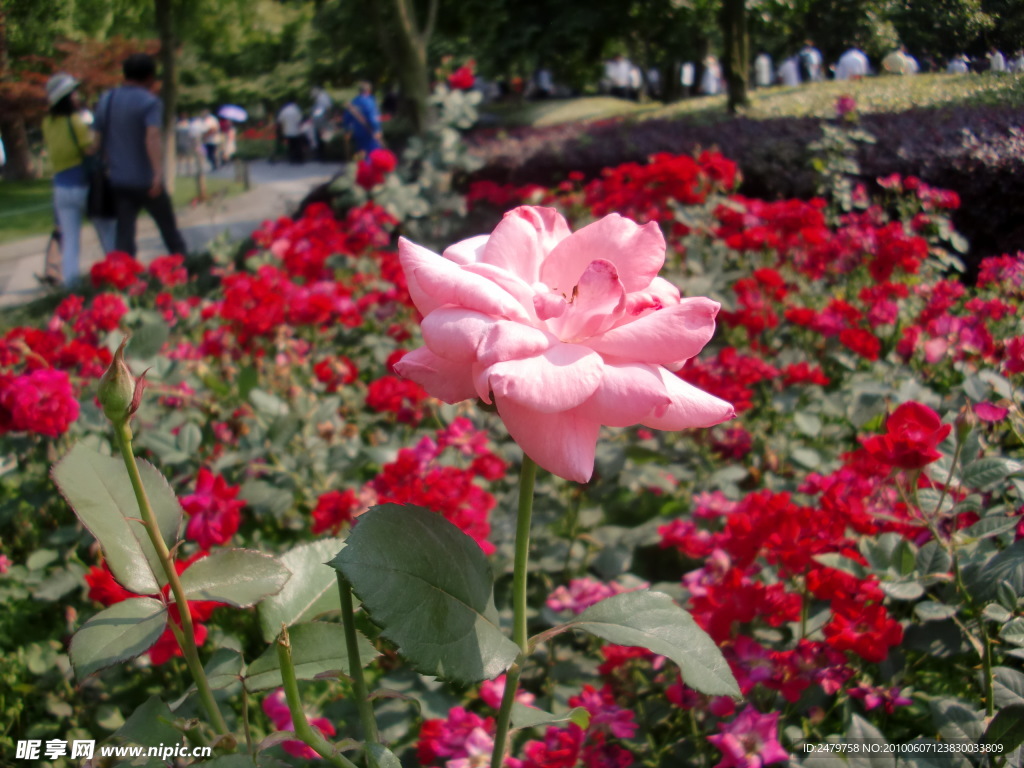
[330,81,483,248]
[511,702,591,730]
[330,504,520,684]
[51,444,181,595]
[177,548,290,607]
[69,597,168,678]
[257,538,347,642]
[244,621,376,691]
[543,591,741,697]
[983,704,1024,751]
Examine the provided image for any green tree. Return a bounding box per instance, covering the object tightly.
[0,0,71,179]
[890,0,993,63]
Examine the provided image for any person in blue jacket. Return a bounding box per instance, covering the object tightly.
[342,81,383,157]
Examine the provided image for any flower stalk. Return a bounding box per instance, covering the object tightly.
[111,421,229,736]
[337,573,379,746]
[276,628,359,768]
[490,455,538,768]
[101,338,227,736]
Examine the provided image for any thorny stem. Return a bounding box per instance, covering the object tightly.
[490,455,538,768]
[276,628,360,768]
[903,434,999,715]
[981,619,995,718]
[337,573,379,746]
[112,423,229,736]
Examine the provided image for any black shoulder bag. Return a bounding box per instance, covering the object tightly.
[75,93,116,219]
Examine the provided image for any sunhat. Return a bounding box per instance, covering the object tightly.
[46,73,80,107]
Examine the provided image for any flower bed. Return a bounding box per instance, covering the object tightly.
[467,105,1024,264]
[1,147,1024,767]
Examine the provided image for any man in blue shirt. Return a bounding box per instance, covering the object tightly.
[342,81,383,156]
[95,53,186,257]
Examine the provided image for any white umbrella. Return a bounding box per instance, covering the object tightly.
[218,105,248,122]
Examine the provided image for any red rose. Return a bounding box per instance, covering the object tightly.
[862,401,951,470]
[447,65,475,90]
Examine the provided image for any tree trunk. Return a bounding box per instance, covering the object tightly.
[0,117,35,180]
[388,0,436,134]
[721,0,749,113]
[0,8,36,180]
[155,0,177,193]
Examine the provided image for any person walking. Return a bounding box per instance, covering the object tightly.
[40,73,116,286]
[94,53,187,258]
[342,82,383,157]
[277,99,305,164]
[835,46,870,80]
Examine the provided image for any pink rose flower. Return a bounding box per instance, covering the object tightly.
[394,206,735,482]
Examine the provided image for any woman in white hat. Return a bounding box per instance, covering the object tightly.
[40,72,116,286]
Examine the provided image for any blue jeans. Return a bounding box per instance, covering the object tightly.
[53,184,117,285]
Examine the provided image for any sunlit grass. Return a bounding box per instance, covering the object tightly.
[483,72,1024,128]
[0,176,244,244]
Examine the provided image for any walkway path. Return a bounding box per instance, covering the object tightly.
[0,160,338,310]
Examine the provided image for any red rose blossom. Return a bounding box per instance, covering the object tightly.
[862,401,951,470]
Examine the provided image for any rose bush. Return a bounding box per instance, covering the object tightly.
[0,145,1023,768]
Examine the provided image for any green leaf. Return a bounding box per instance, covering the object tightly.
[128,318,170,359]
[896,739,972,768]
[953,494,984,515]
[929,698,984,743]
[916,489,953,517]
[237,366,259,401]
[979,540,1024,601]
[239,480,295,517]
[961,516,1019,542]
[848,714,896,768]
[555,591,739,697]
[994,666,1024,708]
[136,429,191,465]
[914,601,958,622]
[983,703,1024,751]
[244,622,377,692]
[330,504,519,684]
[984,603,1013,623]
[881,579,925,601]
[511,702,590,731]
[997,580,1019,613]
[961,458,1023,490]
[179,549,291,608]
[204,648,244,691]
[916,541,952,579]
[52,444,182,594]
[111,695,180,747]
[813,553,867,578]
[69,598,168,678]
[791,447,821,469]
[1002,618,1024,646]
[259,538,346,642]
[176,423,203,456]
[366,745,402,768]
[250,388,289,416]
[197,757,258,768]
[794,411,822,437]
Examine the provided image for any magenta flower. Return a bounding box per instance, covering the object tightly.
[394,206,735,482]
[261,689,336,759]
[848,683,912,714]
[181,468,245,549]
[708,706,789,768]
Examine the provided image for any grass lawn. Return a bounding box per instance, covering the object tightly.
[0,175,244,245]
[481,72,1024,128]
[0,179,54,245]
